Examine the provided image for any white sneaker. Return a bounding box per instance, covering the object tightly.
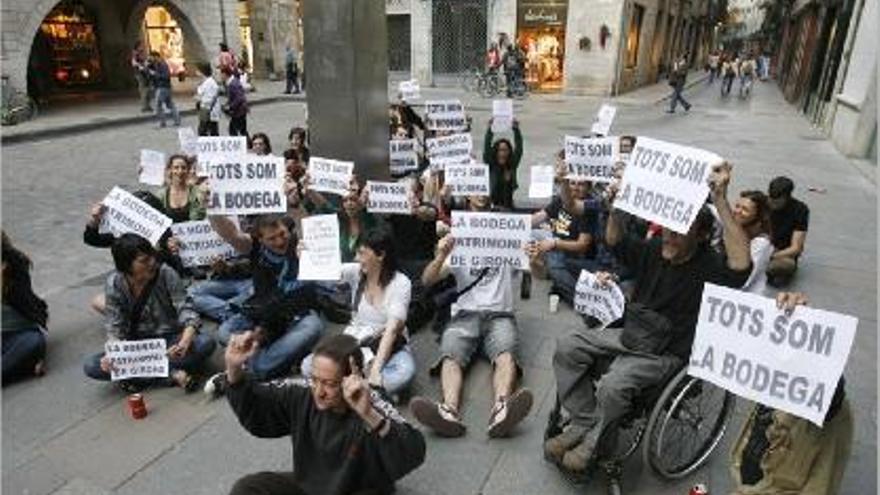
[203,372,227,399]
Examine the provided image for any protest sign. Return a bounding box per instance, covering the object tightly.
[565,135,620,183]
[205,154,287,215]
[138,149,167,186]
[590,104,617,136]
[104,339,169,381]
[389,139,419,174]
[449,211,531,269]
[367,181,411,215]
[100,187,173,246]
[574,271,626,326]
[425,100,467,131]
[399,79,420,101]
[689,283,858,426]
[195,136,248,176]
[170,220,238,267]
[426,133,472,170]
[298,214,342,280]
[491,99,514,133]
[445,163,490,197]
[308,157,354,196]
[178,127,198,155]
[613,137,721,234]
[529,165,555,198]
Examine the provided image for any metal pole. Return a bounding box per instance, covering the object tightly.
[219,0,228,45]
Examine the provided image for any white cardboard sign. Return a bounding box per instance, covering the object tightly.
[139,149,167,186]
[389,139,419,175]
[425,100,467,131]
[565,136,620,183]
[689,283,858,426]
[613,137,721,234]
[426,133,472,170]
[205,155,287,215]
[445,163,490,197]
[308,157,354,196]
[99,187,173,246]
[491,99,514,132]
[195,136,248,176]
[449,211,531,269]
[367,181,411,215]
[298,214,343,281]
[529,165,555,198]
[574,270,626,326]
[178,127,198,155]
[170,220,238,267]
[590,104,617,136]
[104,339,169,381]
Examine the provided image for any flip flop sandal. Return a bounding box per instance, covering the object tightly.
[410,397,466,438]
[487,388,534,438]
[172,371,199,393]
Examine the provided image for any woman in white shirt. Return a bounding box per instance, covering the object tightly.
[301,228,415,398]
[732,190,774,295]
[194,63,222,136]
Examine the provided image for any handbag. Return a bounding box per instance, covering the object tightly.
[198,92,219,124]
[619,302,674,355]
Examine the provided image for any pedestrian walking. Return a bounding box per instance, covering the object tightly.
[148,51,180,128]
[284,45,300,94]
[707,51,720,84]
[739,54,757,98]
[721,54,738,97]
[195,62,222,136]
[223,68,249,137]
[131,41,153,112]
[666,55,691,113]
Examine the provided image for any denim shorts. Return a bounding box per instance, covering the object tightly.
[431,310,519,373]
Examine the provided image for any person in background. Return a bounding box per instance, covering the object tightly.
[250,132,272,156]
[224,333,426,495]
[739,53,757,97]
[288,126,310,163]
[483,118,524,210]
[2,232,49,384]
[195,62,223,136]
[148,51,180,128]
[707,50,720,84]
[667,54,692,114]
[223,68,249,137]
[729,292,853,495]
[284,44,301,94]
[132,41,153,113]
[217,42,239,75]
[158,154,205,223]
[721,53,739,97]
[83,234,216,392]
[766,176,809,287]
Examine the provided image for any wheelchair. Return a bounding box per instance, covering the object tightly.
[544,366,736,494]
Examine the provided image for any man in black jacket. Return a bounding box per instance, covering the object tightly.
[225,332,426,495]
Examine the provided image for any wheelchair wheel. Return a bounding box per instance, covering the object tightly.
[642,368,735,479]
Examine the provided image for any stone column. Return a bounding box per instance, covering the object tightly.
[302,0,389,179]
[410,0,433,86]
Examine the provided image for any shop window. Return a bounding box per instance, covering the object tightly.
[38,0,102,86]
[626,3,645,68]
[143,6,185,75]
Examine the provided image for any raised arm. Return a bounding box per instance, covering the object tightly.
[421,234,454,287]
[512,120,523,165]
[209,214,253,255]
[709,162,751,271]
[483,123,494,164]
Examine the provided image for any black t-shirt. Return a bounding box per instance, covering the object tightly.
[544,197,597,257]
[615,236,751,358]
[388,208,437,262]
[770,198,809,251]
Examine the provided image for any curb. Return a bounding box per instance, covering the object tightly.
[1,93,306,145]
[652,72,711,105]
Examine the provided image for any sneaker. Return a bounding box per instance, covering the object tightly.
[544,424,587,463]
[520,272,532,300]
[487,388,534,438]
[410,397,466,437]
[562,436,597,473]
[203,372,227,399]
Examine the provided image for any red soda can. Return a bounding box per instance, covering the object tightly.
[127,393,148,419]
[689,484,709,495]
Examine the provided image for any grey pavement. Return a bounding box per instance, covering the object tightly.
[1,76,876,495]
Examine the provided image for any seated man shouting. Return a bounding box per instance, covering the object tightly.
[547,162,752,475]
[225,332,426,495]
[410,194,537,438]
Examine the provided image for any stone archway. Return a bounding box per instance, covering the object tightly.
[125,0,211,74]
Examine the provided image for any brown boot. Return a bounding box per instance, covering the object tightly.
[544,424,587,464]
[561,436,597,473]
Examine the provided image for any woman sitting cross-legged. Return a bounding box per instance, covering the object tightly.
[83,233,216,393]
[300,227,416,401]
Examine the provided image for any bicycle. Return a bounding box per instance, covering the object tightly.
[477,71,529,100]
[1,77,38,125]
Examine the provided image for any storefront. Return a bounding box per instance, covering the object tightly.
[238,0,255,73]
[35,0,103,88]
[516,0,568,91]
[142,6,186,75]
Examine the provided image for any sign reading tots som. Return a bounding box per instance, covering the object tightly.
[689,284,858,426]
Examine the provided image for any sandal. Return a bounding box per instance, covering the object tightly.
[171,370,199,393]
[487,388,534,438]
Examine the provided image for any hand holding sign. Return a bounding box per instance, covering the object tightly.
[708,161,732,199]
[574,271,626,326]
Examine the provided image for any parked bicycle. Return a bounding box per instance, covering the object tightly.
[479,71,529,99]
[1,77,38,126]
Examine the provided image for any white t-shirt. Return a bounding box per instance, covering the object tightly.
[340,263,412,342]
[196,77,222,122]
[443,262,519,315]
[742,236,773,295]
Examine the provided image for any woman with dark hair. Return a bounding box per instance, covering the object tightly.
[483,117,523,209]
[83,233,215,392]
[2,232,49,384]
[158,154,205,223]
[337,184,381,263]
[732,189,774,295]
[301,228,416,398]
[288,126,310,163]
[250,132,272,156]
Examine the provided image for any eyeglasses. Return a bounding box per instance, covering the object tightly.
[309,376,342,390]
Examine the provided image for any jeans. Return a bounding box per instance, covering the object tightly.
[189,278,253,322]
[198,119,219,136]
[301,344,416,395]
[722,76,735,96]
[285,67,300,93]
[229,115,248,137]
[740,75,754,96]
[83,332,216,381]
[669,85,690,112]
[154,87,180,127]
[532,230,601,304]
[218,311,324,381]
[2,328,46,384]
[135,73,153,110]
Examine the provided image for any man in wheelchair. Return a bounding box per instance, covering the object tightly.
[547,162,753,476]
